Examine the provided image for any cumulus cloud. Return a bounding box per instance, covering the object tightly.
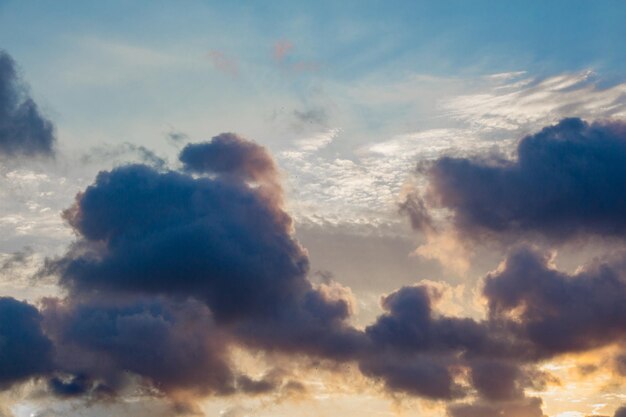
[42,296,235,396]
[8,129,620,417]
[359,283,529,401]
[37,134,360,404]
[179,133,277,180]
[413,118,626,241]
[484,245,626,357]
[50,162,304,321]
[0,297,53,389]
[359,352,459,399]
[0,51,55,157]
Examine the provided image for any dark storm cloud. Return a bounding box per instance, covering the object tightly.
[0,297,53,390]
[468,360,524,401]
[359,284,532,401]
[353,244,626,405]
[364,285,520,359]
[49,135,360,353]
[42,297,235,396]
[484,246,626,356]
[359,353,460,400]
[0,51,55,157]
[34,130,623,413]
[41,134,361,402]
[50,163,307,321]
[233,287,365,360]
[417,118,626,240]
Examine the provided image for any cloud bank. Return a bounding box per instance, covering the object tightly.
[1,128,624,417]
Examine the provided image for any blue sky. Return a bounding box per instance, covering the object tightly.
[2,0,626,155]
[4,1,626,76]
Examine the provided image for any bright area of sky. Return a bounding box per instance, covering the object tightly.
[1,1,626,417]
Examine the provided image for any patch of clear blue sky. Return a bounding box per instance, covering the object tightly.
[2,0,626,79]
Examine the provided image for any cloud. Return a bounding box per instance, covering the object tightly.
[0,51,55,157]
[41,134,360,402]
[364,284,511,358]
[442,71,626,133]
[49,163,305,322]
[484,246,626,357]
[359,352,459,399]
[42,296,235,396]
[0,297,54,390]
[468,360,524,401]
[359,283,525,401]
[25,131,625,415]
[179,133,278,187]
[447,396,547,417]
[413,118,626,241]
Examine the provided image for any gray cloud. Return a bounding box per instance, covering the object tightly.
[10,128,620,417]
[43,296,235,396]
[179,133,277,185]
[38,134,359,402]
[0,297,54,389]
[412,118,626,241]
[0,51,55,157]
[484,246,626,357]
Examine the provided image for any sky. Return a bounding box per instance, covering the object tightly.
[0,1,626,417]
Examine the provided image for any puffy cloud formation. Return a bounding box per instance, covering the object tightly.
[37,133,625,413]
[412,118,626,240]
[179,133,278,185]
[0,51,55,157]
[357,244,626,410]
[53,163,305,321]
[3,128,624,417]
[484,246,626,357]
[42,297,234,396]
[359,283,535,403]
[0,297,53,389]
[36,133,359,403]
